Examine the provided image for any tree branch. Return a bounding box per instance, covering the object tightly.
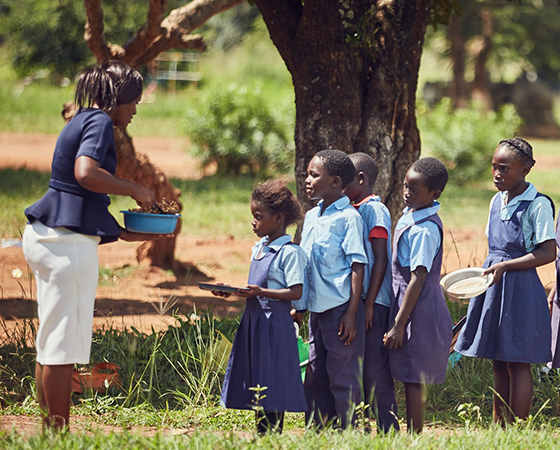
[122,0,168,63]
[162,0,245,32]
[85,0,244,69]
[84,0,111,63]
[132,33,206,68]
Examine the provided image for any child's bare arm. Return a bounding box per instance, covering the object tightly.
[364,237,389,330]
[383,266,428,349]
[548,282,557,316]
[236,284,303,301]
[485,239,556,285]
[338,262,365,345]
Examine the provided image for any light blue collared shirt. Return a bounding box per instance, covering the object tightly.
[355,196,392,307]
[300,196,368,313]
[396,202,442,272]
[251,234,308,310]
[485,183,555,253]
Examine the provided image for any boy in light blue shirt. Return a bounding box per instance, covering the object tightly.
[300,150,367,430]
[343,152,399,433]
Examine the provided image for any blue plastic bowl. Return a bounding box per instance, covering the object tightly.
[121,211,181,234]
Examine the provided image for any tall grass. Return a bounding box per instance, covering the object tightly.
[0,311,240,410]
[3,422,560,448]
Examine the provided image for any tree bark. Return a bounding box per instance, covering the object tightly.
[255,0,433,224]
[83,0,243,269]
[113,129,183,270]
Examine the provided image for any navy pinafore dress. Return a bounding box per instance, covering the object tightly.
[550,216,560,368]
[389,213,453,384]
[455,195,552,363]
[221,243,307,412]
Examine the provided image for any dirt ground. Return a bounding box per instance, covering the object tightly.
[0,132,557,437]
[0,132,556,335]
[0,133,253,337]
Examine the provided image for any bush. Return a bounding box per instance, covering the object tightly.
[418,98,522,185]
[185,83,294,176]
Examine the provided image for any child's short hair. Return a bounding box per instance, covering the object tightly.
[315,149,355,188]
[410,157,448,193]
[348,152,379,187]
[252,179,303,227]
[498,137,535,168]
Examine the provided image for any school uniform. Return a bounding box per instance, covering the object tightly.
[456,185,554,363]
[221,235,308,413]
[353,195,399,432]
[550,216,560,368]
[389,202,453,384]
[22,108,121,365]
[300,196,368,429]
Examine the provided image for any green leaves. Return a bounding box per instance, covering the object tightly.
[185,83,294,176]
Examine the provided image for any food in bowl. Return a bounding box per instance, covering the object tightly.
[128,198,180,215]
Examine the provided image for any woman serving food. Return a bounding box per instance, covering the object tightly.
[22,60,168,430]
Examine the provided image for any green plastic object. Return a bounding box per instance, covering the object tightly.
[297,336,310,382]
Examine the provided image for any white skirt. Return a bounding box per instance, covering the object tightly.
[23,221,101,365]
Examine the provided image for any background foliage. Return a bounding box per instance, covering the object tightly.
[185,83,294,176]
[418,98,521,184]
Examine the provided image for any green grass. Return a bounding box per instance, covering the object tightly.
[0,33,293,139]
[98,265,137,287]
[2,414,560,448]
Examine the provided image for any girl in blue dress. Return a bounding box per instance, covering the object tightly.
[384,157,453,433]
[455,137,556,424]
[215,179,308,434]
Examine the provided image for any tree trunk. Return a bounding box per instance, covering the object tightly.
[83,0,243,269]
[471,7,493,111]
[113,128,183,271]
[256,0,433,224]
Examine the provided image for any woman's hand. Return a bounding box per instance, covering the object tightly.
[131,184,156,208]
[119,229,173,242]
[383,323,405,349]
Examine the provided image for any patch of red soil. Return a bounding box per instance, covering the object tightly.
[0,132,555,333]
[0,133,249,336]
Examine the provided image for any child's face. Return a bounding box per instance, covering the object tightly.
[250,201,282,239]
[305,156,337,200]
[492,146,530,193]
[403,169,440,210]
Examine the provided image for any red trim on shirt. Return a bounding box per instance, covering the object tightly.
[351,194,377,210]
[369,226,388,241]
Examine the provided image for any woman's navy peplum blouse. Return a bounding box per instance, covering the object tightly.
[25,109,122,244]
